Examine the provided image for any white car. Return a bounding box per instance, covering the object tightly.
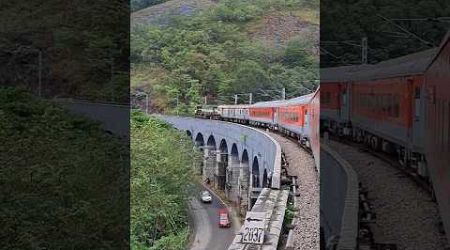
[200,191,212,203]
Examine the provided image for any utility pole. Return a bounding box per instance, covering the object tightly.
[204,96,207,105]
[38,49,42,97]
[362,36,368,64]
[234,94,238,105]
[249,93,253,104]
[176,95,179,115]
[110,52,114,102]
[281,87,286,100]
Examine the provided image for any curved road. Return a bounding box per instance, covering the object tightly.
[189,185,238,250]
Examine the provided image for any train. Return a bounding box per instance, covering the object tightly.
[195,88,321,171]
[193,30,450,243]
[321,30,450,243]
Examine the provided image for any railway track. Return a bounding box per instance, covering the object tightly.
[263,130,319,250]
[326,138,449,250]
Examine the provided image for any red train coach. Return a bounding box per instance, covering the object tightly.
[424,31,450,245]
[248,100,286,128]
[309,87,320,171]
[277,94,313,137]
[320,65,370,136]
[350,49,437,169]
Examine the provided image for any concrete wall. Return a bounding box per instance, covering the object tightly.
[321,143,359,250]
[159,115,282,189]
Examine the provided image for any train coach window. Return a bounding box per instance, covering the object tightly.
[387,95,393,117]
[415,87,421,99]
[393,95,400,118]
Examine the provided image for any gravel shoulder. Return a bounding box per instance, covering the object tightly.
[265,131,320,250]
[328,140,448,250]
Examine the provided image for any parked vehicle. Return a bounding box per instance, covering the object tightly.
[200,190,212,203]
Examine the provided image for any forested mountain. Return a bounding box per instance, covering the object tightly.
[321,0,450,67]
[131,0,319,114]
[0,0,129,103]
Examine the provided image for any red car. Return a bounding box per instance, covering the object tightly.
[218,209,231,228]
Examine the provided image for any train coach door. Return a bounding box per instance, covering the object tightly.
[304,108,309,135]
[340,82,350,123]
[412,79,425,155]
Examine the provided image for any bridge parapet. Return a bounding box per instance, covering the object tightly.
[228,188,290,250]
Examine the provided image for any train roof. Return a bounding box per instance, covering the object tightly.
[351,48,438,81]
[426,30,450,71]
[217,104,251,109]
[251,92,315,108]
[282,93,314,105]
[320,65,372,83]
[320,48,438,82]
[250,99,287,108]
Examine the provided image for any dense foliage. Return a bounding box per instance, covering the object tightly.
[131,0,319,114]
[0,88,129,249]
[321,0,450,66]
[131,111,198,249]
[0,0,129,102]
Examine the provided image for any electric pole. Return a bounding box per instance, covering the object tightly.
[176,95,179,115]
[281,87,286,100]
[362,36,368,64]
[234,94,238,104]
[249,93,253,104]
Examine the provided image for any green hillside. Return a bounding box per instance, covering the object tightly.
[0,88,129,249]
[0,0,129,102]
[131,111,198,249]
[131,0,319,114]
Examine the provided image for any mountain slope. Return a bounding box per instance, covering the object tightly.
[131,0,319,114]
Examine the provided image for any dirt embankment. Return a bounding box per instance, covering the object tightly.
[247,11,319,56]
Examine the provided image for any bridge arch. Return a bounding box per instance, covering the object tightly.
[195,133,204,147]
[252,156,260,188]
[207,135,216,150]
[218,139,228,190]
[194,133,205,175]
[242,150,249,168]
[240,150,251,211]
[186,130,192,139]
[262,169,268,187]
[231,143,239,164]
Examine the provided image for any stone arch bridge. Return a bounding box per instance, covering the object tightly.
[160,116,282,211]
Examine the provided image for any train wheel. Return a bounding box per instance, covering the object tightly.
[370,137,380,151]
[398,149,407,167]
[364,134,371,146]
[356,130,363,143]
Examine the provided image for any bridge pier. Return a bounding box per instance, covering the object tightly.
[215,152,223,190]
[226,160,240,202]
[203,148,216,185]
[239,160,250,213]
